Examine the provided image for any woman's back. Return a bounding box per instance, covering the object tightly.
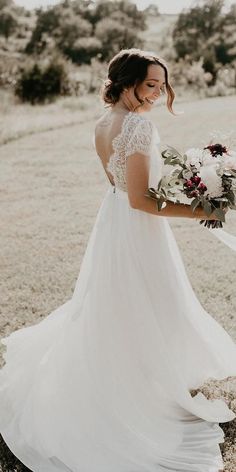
[94,109,129,186]
[95,109,158,194]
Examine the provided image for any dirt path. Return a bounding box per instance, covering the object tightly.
[0,95,236,470]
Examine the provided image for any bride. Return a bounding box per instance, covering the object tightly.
[0,48,236,472]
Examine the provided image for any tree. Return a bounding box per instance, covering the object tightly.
[171,0,236,78]
[215,4,236,64]
[69,36,102,64]
[56,15,93,60]
[144,4,160,16]
[0,7,17,40]
[25,7,61,53]
[0,0,13,9]
[173,0,224,60]
[95,18,143,61]
[91,0,146,30]
[25,0,146,64]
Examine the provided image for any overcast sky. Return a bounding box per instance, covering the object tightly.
[13,0,236,14]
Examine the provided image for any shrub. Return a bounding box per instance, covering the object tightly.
[0,7,18,40]
[15,57,70,104]
[68,36,102,64]
[205,66,236,97]
[56,15,92,60]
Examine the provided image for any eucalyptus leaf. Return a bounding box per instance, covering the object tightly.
[162,150,172,159]
[167,160,181,166]
[164,156,173,164]
[203,201,213,217]
[214,208,225,222]
[191,198,200,212]
[229,170,236,177]
[166,146,183,158]
[157,199,165,211]
[182,169,193,179]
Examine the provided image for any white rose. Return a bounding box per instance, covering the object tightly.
[224,152,236,171]
[185,148,203,170]
[201,149,224,166]
[199,165,224,198]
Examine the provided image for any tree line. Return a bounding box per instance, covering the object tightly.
[1,0,235,72]
[0,0,235,103]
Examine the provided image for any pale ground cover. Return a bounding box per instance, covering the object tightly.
[0,95,236,470]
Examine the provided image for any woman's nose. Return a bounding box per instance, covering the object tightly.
[153,88,161,98]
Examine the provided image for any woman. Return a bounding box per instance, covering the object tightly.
[0,48,235,472]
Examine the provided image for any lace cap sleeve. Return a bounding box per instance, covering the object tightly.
[125,115,154,159]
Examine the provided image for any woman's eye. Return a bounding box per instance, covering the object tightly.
[147,84,155,88]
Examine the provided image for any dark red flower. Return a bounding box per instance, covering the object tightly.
[184,179,194,188]
[198,182,207,194]
[189,190,199,197]
[191,175,201,185]
[204,143,227,157]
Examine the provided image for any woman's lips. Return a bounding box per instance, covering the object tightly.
[145,98,155,104]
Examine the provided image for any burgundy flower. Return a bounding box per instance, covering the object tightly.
[204,143,227,157]
[189,190,199,197]
[198,182,207,190]
[184,179,194,188]
[191,176,201,185]
[198,182,207,194]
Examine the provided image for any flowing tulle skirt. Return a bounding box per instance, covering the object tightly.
[0,185,236,472]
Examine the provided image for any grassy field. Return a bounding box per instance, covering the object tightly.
[0,94,236,471]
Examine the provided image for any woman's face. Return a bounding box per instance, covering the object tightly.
[121,63,166,113]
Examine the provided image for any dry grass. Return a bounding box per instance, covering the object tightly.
[0,92,99,145]
[0,94,236,471]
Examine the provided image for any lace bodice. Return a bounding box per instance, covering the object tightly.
[106,112,162,192]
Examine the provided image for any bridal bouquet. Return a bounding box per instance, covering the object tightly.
[147,137,236,228]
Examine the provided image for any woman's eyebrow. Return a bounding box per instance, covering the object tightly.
[146,78,165,84]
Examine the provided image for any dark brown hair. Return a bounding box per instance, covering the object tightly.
[101,48,175,114]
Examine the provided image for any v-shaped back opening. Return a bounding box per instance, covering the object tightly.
[95,111,148,189]
[107,111,146,165]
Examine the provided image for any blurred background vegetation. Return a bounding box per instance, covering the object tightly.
[0,0,235,105]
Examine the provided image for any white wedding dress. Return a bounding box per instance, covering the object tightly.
[0,111,236,472]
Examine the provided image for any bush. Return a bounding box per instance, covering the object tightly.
[15,57,70,104]
[205,66,236,97]
[0,7,18,40]
[68,36,102,64]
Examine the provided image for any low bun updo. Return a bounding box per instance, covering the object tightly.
[102,78,123,105]
[100,48,175,114]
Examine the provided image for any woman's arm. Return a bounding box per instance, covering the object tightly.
[126,152,214,220]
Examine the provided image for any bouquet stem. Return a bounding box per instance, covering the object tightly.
[199,220,223,229]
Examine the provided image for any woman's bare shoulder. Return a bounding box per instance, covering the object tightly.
[95,110,112,133]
